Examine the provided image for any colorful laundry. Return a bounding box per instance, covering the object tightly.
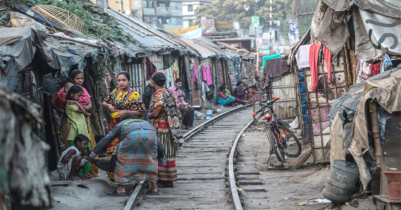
[171,59,179,81]
[355,58,371,84]
[381,54,393,72]
[295,44,311,69]
[370,62,381,77]
[309,43,332,91]
[202,66,213,86]
[146,57,157,80]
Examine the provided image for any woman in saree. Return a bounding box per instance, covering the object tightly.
[216,84,235,106]
[247,85,262,102]
[101,71,145,181]
[52,69,98,179]
[148,72,183,188]
[233,81,248,105]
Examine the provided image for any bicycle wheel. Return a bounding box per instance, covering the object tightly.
[277,124,302,157]
[264,124,284,162]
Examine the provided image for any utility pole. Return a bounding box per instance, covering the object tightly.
[256,25,259,74]
[296,0,302,40]
[269,0,273,54]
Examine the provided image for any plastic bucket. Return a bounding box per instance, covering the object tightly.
[323,160,359,204]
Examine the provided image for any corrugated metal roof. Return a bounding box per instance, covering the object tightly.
[192,37,225,58]
[180,38,217,59]
[104,7,182,53]
[104,7,198,56]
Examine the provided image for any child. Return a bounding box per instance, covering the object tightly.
[57,134,90,179]
[65,85,93,179]
[53,82,74,116]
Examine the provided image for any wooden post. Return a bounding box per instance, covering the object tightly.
[370,100,382,195]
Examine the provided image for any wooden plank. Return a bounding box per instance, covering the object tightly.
[125,181,145,210]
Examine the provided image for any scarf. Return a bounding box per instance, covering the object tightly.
[150,89,183,143]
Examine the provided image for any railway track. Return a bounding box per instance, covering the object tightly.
[124,105,254,210]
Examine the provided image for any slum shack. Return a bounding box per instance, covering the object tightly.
[286,0,401,208]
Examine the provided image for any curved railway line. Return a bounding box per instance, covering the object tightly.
[124,105,254,210]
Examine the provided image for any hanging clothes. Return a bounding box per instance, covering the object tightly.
[309,43,332,91]
[381,54,393,72]
[157,68,174,88]
[355,58,371,84]
[295,44,311,69]
[202,66,213,86]
[146,57,157,80]
[370,62,381,77]
[206,85,214,101]
[201,82,210,101]
[171,59,179,81]
[193,64,200,90]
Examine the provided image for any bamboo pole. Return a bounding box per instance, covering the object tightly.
[343,45,353,86]
[369,100,382,195]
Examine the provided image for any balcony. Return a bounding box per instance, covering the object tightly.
[143,8,155,15]
[156,7,182,16]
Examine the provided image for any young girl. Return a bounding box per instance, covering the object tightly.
[56,70,98,177]
[57,134,90,179]
[65,85,92,179]
[52,82,74,117]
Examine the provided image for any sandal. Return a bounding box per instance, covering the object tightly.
[81,175,92,179]
[147,189,159,195]
[157,183,174,188]
[107,189,127,197]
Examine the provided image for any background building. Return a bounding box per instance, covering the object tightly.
[182,0,211,28]
[91,0,184,30]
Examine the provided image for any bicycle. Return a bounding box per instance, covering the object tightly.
[251,97,302,164]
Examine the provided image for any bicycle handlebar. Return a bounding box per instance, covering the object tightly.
[251,97,280,115]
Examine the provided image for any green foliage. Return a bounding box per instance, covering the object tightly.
[24,0,137,44]
[195,0,287,28]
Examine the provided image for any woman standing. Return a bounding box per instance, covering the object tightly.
[53,70,98,178]
[101,72,145,181]
[148,73,183,188]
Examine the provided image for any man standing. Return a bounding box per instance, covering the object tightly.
[168,79,194,129]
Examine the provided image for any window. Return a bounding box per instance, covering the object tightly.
[189,20,193,26]
[188,5,193,12]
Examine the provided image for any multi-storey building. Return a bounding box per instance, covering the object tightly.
[92,0,183,30]
[182,0,211,28]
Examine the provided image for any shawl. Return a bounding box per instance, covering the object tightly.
[104,88,145,111]
[150,89,183,143]
[58,86,90,106]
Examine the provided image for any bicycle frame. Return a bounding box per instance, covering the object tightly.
[252,98,288,162]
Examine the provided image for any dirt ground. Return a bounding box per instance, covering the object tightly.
[237,123,332,210]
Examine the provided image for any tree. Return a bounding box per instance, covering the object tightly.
[194,0,287,29]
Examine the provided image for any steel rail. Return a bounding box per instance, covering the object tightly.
[229,120,253,210]
[124,104,252,210]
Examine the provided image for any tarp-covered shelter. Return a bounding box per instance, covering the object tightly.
[287,0,401,205]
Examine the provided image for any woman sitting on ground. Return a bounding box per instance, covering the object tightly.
[232,81,248,105]
[247,85,262,102]
[216,84,235,106]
